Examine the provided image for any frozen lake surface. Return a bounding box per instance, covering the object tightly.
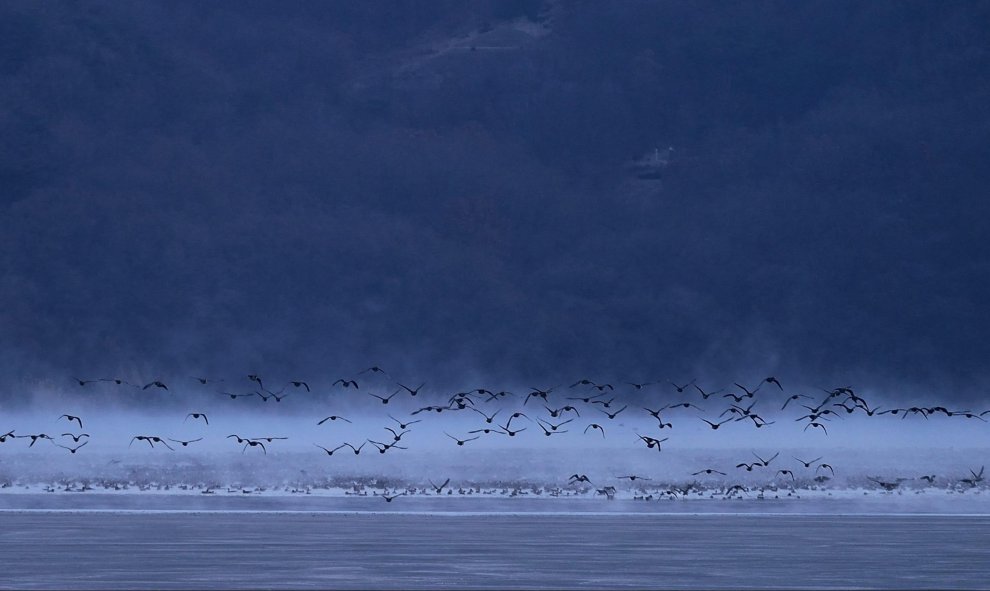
[1,496,988,589]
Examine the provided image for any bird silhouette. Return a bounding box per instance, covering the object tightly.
[288,380,310,392]
[242,440,267,454]
[544,405,580,418]
[130,435,174,450]
[55,441,89,454]
[168,437,203,447]
[636,434,668,451]
[752,452,779,467]
[537,422,567,437]
[599,405,628,419]
[247,374,264,389]
[734,382,761,397]
[567,393,605,404]
[692,385,723,399]
[429,478,450,494]
[397,382,425,396]
[384,427,409,442]
[793,456,823,468]
[692,468,727,476]
[584,423,606,437]
[357,366,390,377]
[58,415,83,429]
[192,377,223,385]
[667,379,696,393]
[342,442,366,455]
[498,422,526,437]
[317,415,352,425]
[524,387,554,405]
[19,434,54,447]
[60,433,90,442]
[781,394,814,410]
[184,413,209,425]
[387,415,421,430]
[368,390,400,404]
[368,440,406,454]
[701,418,732,430]
[960,466,985,486]
[445,432,480,446]
[538,418,573,431]
[314,443,347,456]
[763,377,784,390]
[143,380,168,391]
[333,379,359,389]
[217,391,256,399]
[472,408,501,423]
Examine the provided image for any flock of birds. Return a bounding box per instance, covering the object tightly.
[1,369,988,500]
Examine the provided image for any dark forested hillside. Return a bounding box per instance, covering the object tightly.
[2,1,989,396]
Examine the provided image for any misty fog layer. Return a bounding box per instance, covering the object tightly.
[1,2,990,399]
[2,377,987,492]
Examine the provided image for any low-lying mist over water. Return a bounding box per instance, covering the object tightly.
[2,374,987,498]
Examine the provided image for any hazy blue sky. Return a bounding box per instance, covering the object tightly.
[1,1,988,400]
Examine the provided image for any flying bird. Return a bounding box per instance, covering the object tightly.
[793,456,823,468]
[667,379,696,393]
[692,385,723,399]
[55,441,89,454]
[184,413,209,425]
[445,432,480,446]
[192,377,223,385]
[472,408,501,423]
[317,415,352,425]
[242,440,267,454]
[584,423,606,437]
[58,415,83,429]
[387,415,421,430]
[314,444,347,456]
[752,452,780,467]
[429,478,451,494]
[701,418,732,430]
[781,394,814,410]
[357,366,390,377]
[368,390,400,405]
[397,382,425,396]
[599,405,628,419]
[130,435,174,450]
